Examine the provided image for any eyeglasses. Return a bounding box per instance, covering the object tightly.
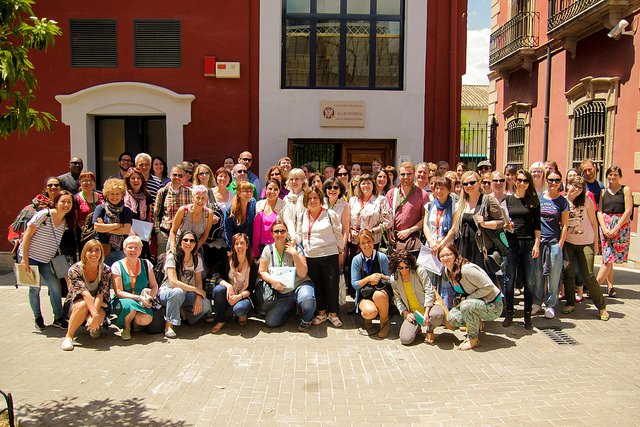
[478,166,490,170]
[547,178,562,184]
[171,173,184,178]
[182,238,197,243]
[481,181,491,186]
[120,158,132,163]
[198,171,210,176]
[462,180,478,187]
[185,170,193,175]
[516,178,529,184]
[272,229,287,234]
[271,172,281,176]
[492,179,506,183]
[439,252,454,259]
[47,183,61,188]
[337,172,349,177]
[236,169,248,174]
[241,189,253,193]
[399,173,413,177]
[327,185,340,190]
[240,157,252,162]
[70,161,83,165]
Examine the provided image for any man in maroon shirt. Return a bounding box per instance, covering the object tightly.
[386,162,428,254]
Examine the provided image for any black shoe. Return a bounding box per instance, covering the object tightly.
[52,317,68,329]
[502,311,514,327]
[524,313,533,330]
[34,316,46,331]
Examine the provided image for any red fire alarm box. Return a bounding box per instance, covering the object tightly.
[204,56,216,77]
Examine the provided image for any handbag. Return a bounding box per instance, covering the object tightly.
[47,210,71,278]
[254,279,277,315]
[479,217,503,276]
[478,195,510,257]
[379,224,393,255]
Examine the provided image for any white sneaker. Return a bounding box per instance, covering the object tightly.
[61,337,74,351]
[544,307,555,319]
[531,304,542,315]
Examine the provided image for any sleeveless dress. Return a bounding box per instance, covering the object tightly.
[600,186,629,263]
[110,259,154,328]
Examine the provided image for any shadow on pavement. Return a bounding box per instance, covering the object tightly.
[16,396,187,426]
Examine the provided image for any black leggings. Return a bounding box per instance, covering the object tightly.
[307,254,340,314]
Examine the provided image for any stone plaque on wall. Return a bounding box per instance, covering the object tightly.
[320,101,365,127]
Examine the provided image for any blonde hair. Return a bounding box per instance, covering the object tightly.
[194,164,215,188]
[452,171,481,237]
[80,240,104,266]
[123,235,143,250]
[102,178,127,199]
[286,168,308,192]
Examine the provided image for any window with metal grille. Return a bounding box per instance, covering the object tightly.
[283,0,404,89]
[506,118,526,169]
[134,20,181,68]
[70,19,118,68]
[572,101,606,180]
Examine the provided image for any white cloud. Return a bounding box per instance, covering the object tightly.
[463,28,490,85]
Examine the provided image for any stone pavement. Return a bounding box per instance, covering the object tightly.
[0,268,639,426]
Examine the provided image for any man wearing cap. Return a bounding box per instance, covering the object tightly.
[476,160,493,175]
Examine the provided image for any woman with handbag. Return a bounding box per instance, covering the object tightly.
[253,179,285,257]
[259,219,316,331]
[453,171,505,271]
[389,250,447,345]
[501,170,540,329]
[159,230,211,338]
[211,233,258,333]
[562,176,609,320]
[533,170,569,319]
[18,190,76,330]
[323,177,350,272]
[437,244,503,350]
[298,186,345,327]
[169,185,215,254]
[111,236,159,341]
[92,178,133,266]
[350,229,392,337]
[61,239,111,351]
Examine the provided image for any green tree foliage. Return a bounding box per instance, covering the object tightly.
[0,0,60,138]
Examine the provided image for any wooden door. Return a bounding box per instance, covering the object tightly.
[342,140,395,174]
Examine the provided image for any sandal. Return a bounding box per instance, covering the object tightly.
[458,339,479,351]
[600,311,610,321]
[424,332,435,345]
[575,295,583,303]
[312,314,327,325]
[328,314,343,328]
[562,306,575,314]
[238,316,247,326]
[608,287,617,297]
[210,323,224,334]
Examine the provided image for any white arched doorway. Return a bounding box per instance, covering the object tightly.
[56,82,195,172]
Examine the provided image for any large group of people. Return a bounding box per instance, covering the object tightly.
[10,151,633,352]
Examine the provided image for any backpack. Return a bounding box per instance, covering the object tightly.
[7,205,37,255]
[140,258,167,334]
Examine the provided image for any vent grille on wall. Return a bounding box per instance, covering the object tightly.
[70,19,118,68]
[134,20,181,68]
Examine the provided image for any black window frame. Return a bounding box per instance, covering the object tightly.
[282,0,405,90]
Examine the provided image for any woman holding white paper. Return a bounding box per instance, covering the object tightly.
[259,219,316,330]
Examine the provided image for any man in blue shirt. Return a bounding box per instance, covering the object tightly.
[239,151,261,194]
[581,159,604,207]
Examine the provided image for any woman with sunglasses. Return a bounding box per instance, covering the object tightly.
[437,244,503,350]
[259,219,316,331]
[194,164,216,188]
[452,171,505,271]
[253,179,286,257]
[597,165,633,298]
[490,171,507,203]
[299,186,345,327]
[282,168,308,244]
[158,230,211,338]
[260,165,289,200]
[501,170,540,329]
[211,233,257,333]
[533,170,569,319]
[480,173,493,196]
[336,166,351,200]
[323,177,350,272]
[224,181,256,247]
[389,250,447,345]
[563,176,609,320]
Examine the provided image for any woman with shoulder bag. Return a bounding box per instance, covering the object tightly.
[18,190,76,330]
[253,179,286,257]
[168,185,215,255]
[350,229,392,337]
[259,219,316,331]
[438,244,503,350]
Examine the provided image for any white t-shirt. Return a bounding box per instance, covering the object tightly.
[18,209,66,263]
[160,252,204,290]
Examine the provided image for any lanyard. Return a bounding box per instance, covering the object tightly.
[363,253,375,276]
[81,191,95,212]
[327,199,337,210]
[125,259,140,294]
[356,195,372,222]
[275,246,285,267]
[307,208,323,243]
[395,186,415,213]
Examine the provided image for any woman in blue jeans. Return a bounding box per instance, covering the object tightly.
[211,233,258,333]
[158,230,211,338]
[534,170,569,319]
[18,190,76,330]
[502,170,540,330]
[259,220,316,331]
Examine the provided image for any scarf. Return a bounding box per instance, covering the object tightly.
[429,196,453,236]
[124,191,147,221]
[105,201,125,250]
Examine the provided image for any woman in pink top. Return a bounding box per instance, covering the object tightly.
[253,179,285,257]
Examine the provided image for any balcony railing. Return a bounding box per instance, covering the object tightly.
[490,12,540,66]
[548,0,602,32]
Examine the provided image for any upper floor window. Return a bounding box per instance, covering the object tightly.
[283,0,404,89]
[134,20,181,68]
[70,19,118,68]
[506,118,526,169]
[571,101,606,180]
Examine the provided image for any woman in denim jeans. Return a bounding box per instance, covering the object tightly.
[534,170,569,319]
[501,170,540,329]
[259,220,316,331]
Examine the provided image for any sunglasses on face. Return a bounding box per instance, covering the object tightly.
[462,180,477,187]
[240,157,252,162]
[492,179,505,183]
[185,170,193,174]
[236,170,248,174]
[198,171,210,176]
[271,172,281,176]
[481,181,491,185]
[182,238,197,243]
[327,185,340,190]
[547,178,562,184]
[272,229,287,234]
[516,178,529,184]
[337,172,349,177]
[47,183,61,188]
[478,166,489,171]
[172,173,184,178]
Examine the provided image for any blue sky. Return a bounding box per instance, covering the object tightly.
[464,0,491,85]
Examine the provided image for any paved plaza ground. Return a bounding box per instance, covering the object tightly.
[0,266,639,426]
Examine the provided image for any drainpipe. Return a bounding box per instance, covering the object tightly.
[542,45,551,161]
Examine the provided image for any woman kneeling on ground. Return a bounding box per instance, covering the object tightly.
[438,244,503,350]
[111,236,159,341]
[159,230,211,338]
[350,229,391,337]
[61,240,111,351]
[259,219,316,331]
[389,250,446,345]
